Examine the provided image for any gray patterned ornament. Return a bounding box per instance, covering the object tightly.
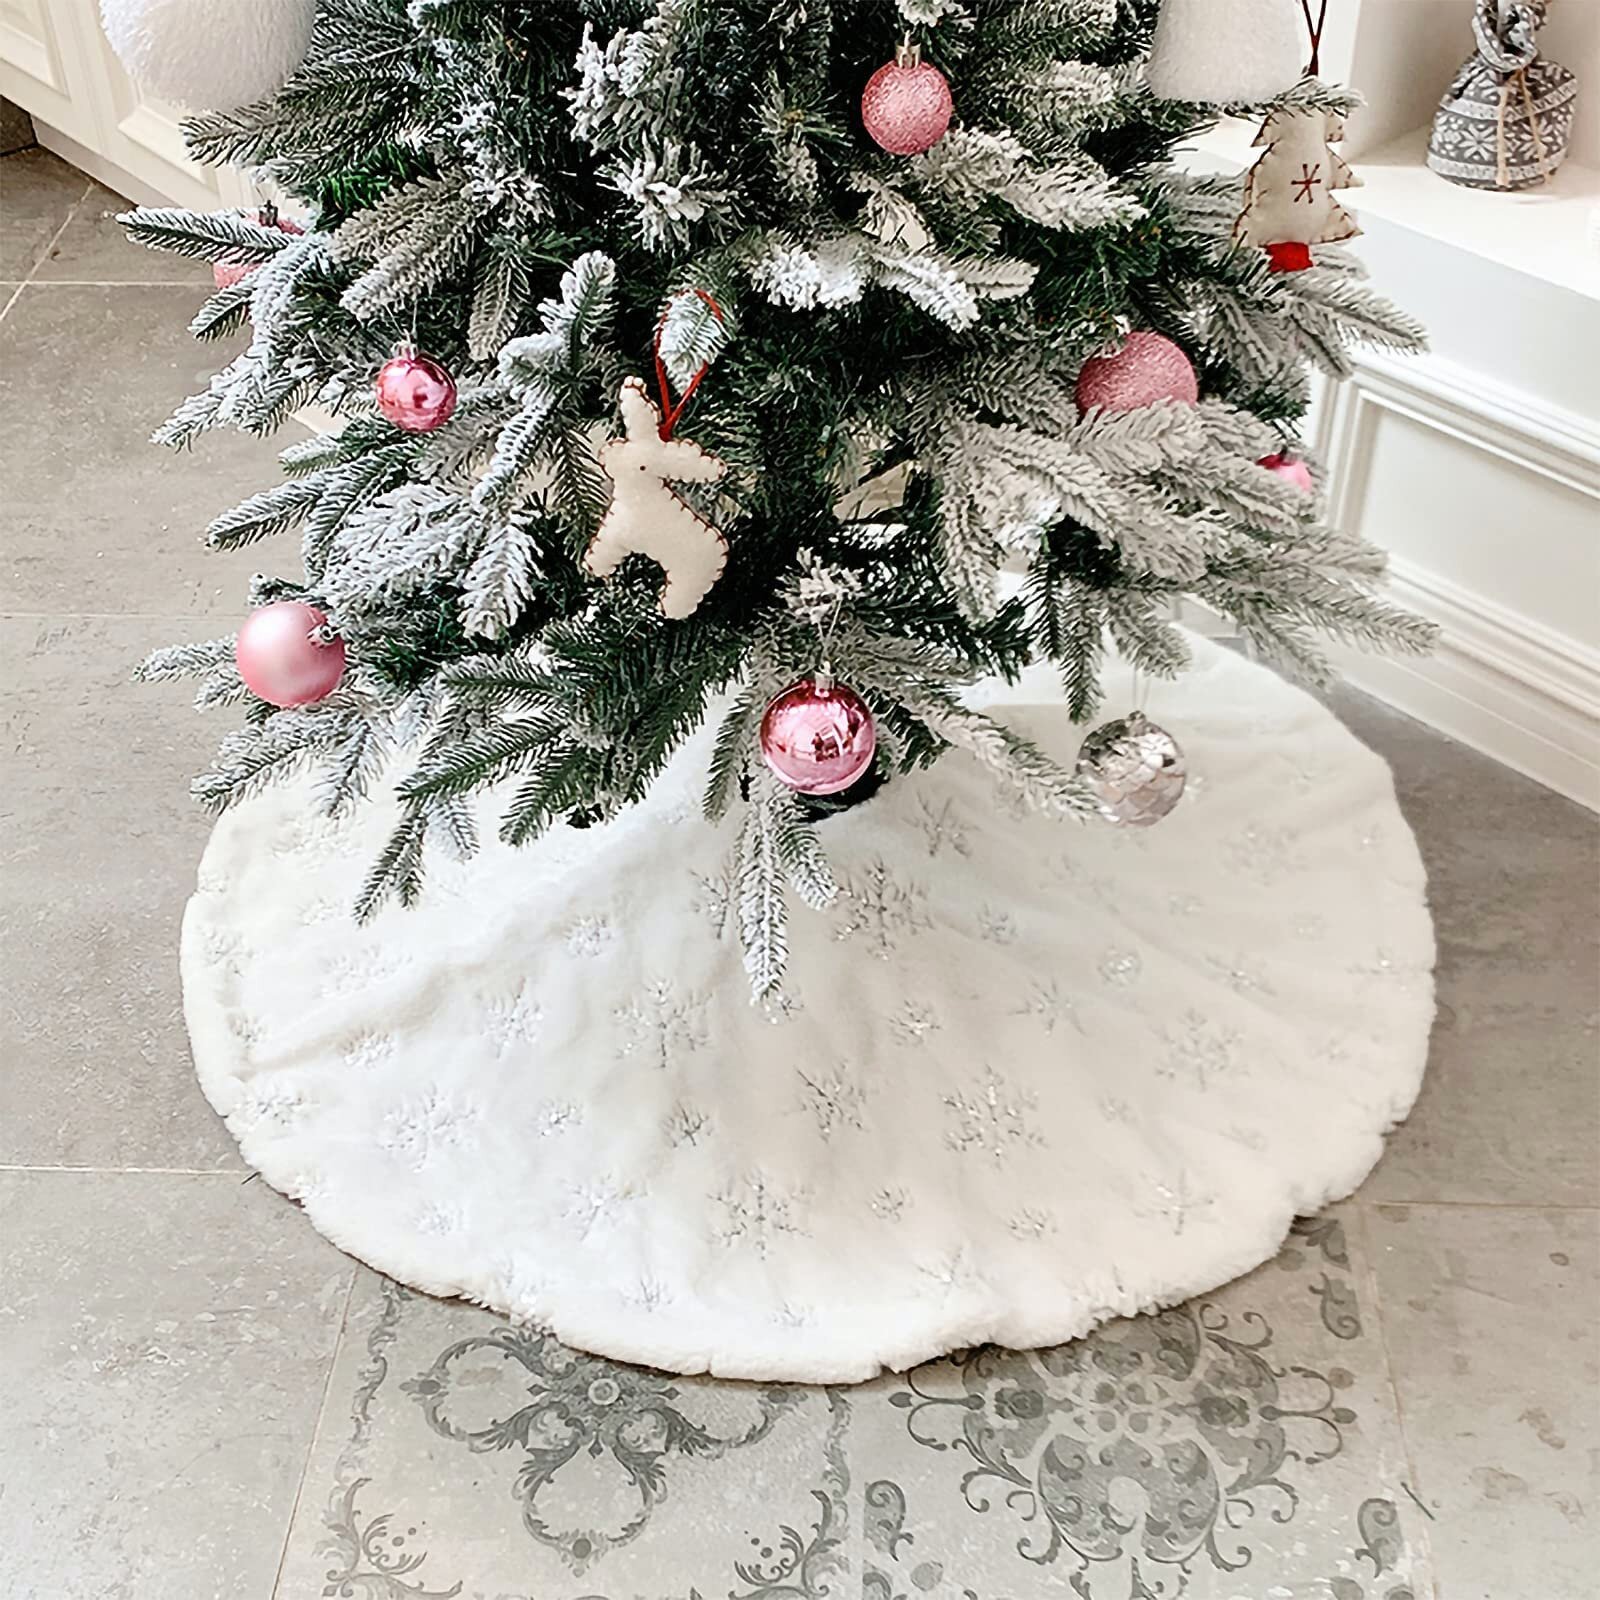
[1427,0,1577,191]
[1077,711,1188,827]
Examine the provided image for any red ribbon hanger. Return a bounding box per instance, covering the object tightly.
[652,288,725,441]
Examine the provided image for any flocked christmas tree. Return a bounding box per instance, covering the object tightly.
[122,0,1429,997]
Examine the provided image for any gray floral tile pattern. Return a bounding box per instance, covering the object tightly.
[277,1207,1430,1597]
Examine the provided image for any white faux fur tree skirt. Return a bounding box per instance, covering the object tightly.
[182,636,1435,1382]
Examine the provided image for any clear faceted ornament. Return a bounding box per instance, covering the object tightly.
[1076,710,1188,827]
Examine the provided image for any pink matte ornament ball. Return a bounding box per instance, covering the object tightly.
[1075,331,1199,415]
[861,51,953,156]
[760,677,878,796]
[1259,453,1315,493]
[235,601,346,709]
[375,348,458,433]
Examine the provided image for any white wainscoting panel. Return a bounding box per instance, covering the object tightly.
[1317,351,1600,809]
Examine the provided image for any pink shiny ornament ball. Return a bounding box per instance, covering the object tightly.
[760,677,878,796]
[235,601,346,709]
[1075,331,1199,415]
[861,55,953,155]
[213,213,303,290]
[1259,453,1315,493]
[376,349,458,433]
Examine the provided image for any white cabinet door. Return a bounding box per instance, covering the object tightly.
[0,0,99,144]
[0,0,249,208]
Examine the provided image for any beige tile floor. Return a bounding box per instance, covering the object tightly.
[1,147,1596,1600]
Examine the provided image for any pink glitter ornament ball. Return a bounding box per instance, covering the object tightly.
[1075,331,1199,415]
[213,210,303,290]
[376,347,458,433]
[861,45,953,156]
[235,601,346,709]
[1259,453,1315,493]
[760,676,878,796]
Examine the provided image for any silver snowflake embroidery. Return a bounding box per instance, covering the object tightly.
[1227,822,1302,885]
[615,980,710,1068]
[871,1186,909,1223]
[918,1248,980,1295]
[1014,979,1079,1034]
[889,1000,940,1045]
[773,1300,814,1329]
[712,1171,809,1256]
[566,916,616,958]
[232,1081,304,1133]
[565,1178,636,1239]
[415,1201,466,1236]
[300,895,342,927]
[944,1068,1044,1164]
[1009,1206,1056,1240]
[832,861,931,959]
[199,926,246,969]
[1161,1010,1243,1090]
[978,905,1018,945]
[760,987,802,1025]
[488,1255,550,1322]
[1168,893,1205,917]
[320,950,406,999]
[1205,953,1276,997]
[487,985,543,1054]
[1294,913,1329,941]
[1225,1124,1268,1152]
[797,1066,867,1139]
[1099,1095,1135,1125]
[341,1031,396,1073]
[1099,948,1143,986]
[663,1101,713,1147]
[692,857,736,938]
[628,1275,674,1311]
[533,1100,582,1138]
[915,795,970,858]
[1144,1172,1217,1237]
[378,1091,480,1170]
[195,864,230,897]
[229,1013,265,1049]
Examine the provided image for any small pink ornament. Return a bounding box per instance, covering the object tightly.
[861,42,953,156]
[213,208,303,290]
[1259,453,1315,493]
[1075,331,1199,415]
[375,346,458,433]
[760,675,877,796]
[235,601,346,708]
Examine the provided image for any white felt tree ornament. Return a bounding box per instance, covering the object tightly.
[1147,0,1305,103]
[1235,105,1362,271]
[584,379,729,620]
[100,0,316,111]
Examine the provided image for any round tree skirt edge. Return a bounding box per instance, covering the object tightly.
[181,634,1436,1383]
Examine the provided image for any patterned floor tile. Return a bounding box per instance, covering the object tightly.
[848,1207,1432,1599]
[274,1271,860,1598]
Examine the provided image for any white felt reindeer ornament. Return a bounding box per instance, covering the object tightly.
[584,378,729,621]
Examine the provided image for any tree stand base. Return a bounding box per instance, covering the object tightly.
[181,635,1434,1382]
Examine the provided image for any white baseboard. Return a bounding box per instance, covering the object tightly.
[1317,352,1600,811]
